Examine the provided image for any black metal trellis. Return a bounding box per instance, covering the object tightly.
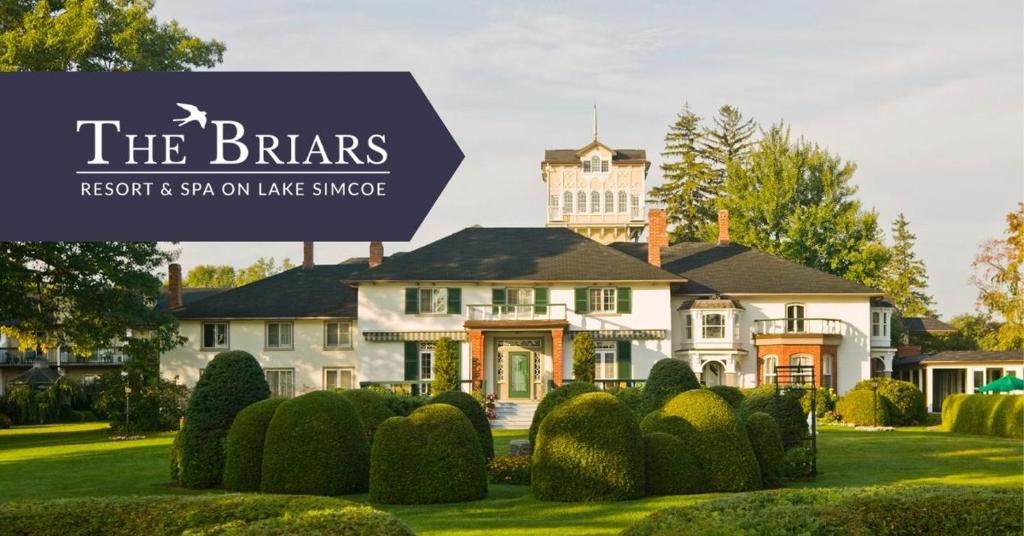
[774,364,817,477]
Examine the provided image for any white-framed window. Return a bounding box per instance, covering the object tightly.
[595,341,617,380]
[791,354,813,385]
[589,288,617,313]
[871,311,890,338]
[418,288,448,314]
[324,320,352,349]
[583,155,608,173]
[549,195,558,209]
[419,343,435,380]
[323,367,354,390]
[265,368,294,398]
[763,355,778,385]
[822,354,833,389]
[630,194,640,218]
[733,312,741,341]
[702,313,726,339]
[563,191,573,214]
[786,304,805,332]
[591,191,601,213]
[506,288,534,305]
[265,321,293,350]
[618,191,627,213]
[201,322,229,349]
[604,191,614,213]
[578,191,587,213]
[684,314,693,340]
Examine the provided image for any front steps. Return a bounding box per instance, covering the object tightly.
[490,400,539,429]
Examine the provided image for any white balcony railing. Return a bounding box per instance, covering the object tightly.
[466,304,567,322]
[0,347,127,365]
[753,318,845,336]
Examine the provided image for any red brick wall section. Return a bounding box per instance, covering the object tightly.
[647,208,667,267]
[551,328,564,386]
[757,344,839,389]
[368,241,384,268]
[302,241,314,268]
[718,209,730,245]
[168,263,182,310]
[469,329,484,382]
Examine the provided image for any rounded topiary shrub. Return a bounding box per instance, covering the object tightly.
[642,432,703,496]
[178,350,271,489]
[744,411,785,487]
[337,389,396,443]
[709,385,745,408]
[531,392,645,501]
[261,391,370,495]
[430,390,494,460]
[642,389,761,492]
[528,382,599,446]
[222,398,286,491]
[853,378,926,425]
[370,404,488,504]
[639,358,700,415]
[836,389,894,426]
[739,385,807,448]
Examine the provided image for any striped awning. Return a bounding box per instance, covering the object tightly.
[363,331,467,342]
[568,329,668,340]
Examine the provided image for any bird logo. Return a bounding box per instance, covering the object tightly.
[173,103,208,129]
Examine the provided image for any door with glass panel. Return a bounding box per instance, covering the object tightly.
[509,351,531,398]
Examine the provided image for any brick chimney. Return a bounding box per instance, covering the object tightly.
[647,208,668,267]
[302,241,314,269]
[168,263,182,310]
[717,209,730,246]
[369,241,384,268]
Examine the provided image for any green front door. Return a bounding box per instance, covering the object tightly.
[509,351,531,399]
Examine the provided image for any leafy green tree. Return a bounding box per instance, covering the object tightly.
[970,203,1024,350]
[879,214,935,316]
[184,265,235,289]
[571,332,596,383]
[701,104,757,184]
[431,337,460,392]
[945,313,1000,351]
[235,257,293,286]
[650,103,718,242]
[719,123,889,286]
[0,0,225,71]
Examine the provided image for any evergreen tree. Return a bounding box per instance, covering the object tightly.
[701,104,757,182]
[720,123,889,286]
[649,103,717,242]
[431,337,460,392]
[880,214,935,316]
[571,332,596,383]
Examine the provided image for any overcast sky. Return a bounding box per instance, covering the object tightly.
[153,0,1022,319]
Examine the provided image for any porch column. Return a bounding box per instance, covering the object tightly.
[551,328,564,386]
[926,366,935,412]
[883,352,893,378]
[469,329,484,386]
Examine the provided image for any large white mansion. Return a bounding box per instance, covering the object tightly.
[158,131,900,404]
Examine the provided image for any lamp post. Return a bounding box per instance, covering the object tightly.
[870,380,879,427]
[121,371,131,436]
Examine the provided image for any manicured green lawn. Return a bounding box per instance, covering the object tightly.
[1,422,1020,535]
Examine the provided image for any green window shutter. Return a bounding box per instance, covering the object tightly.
[404,341,419,380]
[534,287,549,315]
[616,340,632,379]
[616,287,632,314]
[492,288,506,314]
[447,288,462,315]
[574,288,589,313]
[405,288,418,314]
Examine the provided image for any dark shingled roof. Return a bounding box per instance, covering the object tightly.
[903,317,957,334]
[543,148,647,164]
[895,350,1024,367]
[349,227,682,282]
[174,260,366,319]
[610,241,880,295]
[157,288,230,311]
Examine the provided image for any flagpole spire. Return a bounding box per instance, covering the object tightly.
[592,104,598,141]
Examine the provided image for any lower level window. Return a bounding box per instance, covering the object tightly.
[265,368,294,398]
[419,343,435,380]
[323,367,354,390]
[595,341,617,380]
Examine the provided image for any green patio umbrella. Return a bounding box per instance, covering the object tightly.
[977,375,1024,393]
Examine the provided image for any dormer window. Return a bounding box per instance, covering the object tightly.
[582,155,609,173]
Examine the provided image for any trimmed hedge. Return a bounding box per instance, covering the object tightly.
[642,389,761,492]
[622,485,1024,536]
[528,382,599,446]
[178,351,270,489]
[337,389,396,443]
[639,358,700,415]
[836,389,894,426]
[430,390,494,460]
[370,404,488,504]
[609,386,645,415]
[488,455,531,485]
[709,385,744,408]
[222,398,285,492]
[739,385,807,448]
[642,432,703,496]
[798,386,839,417]
[853,378,927,425]
[942,394,1023,439]
[532,392,645,501]
[260,391,370,496]
[744,412,785,487]
[0,495,411,536]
